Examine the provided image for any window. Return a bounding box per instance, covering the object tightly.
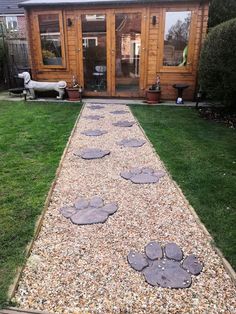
[6,16,18,31]
[82,37,98,48]
[163,11,191,67]
[38,14,64,66]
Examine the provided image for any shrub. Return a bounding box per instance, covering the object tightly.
[208,0,236,28]
[199,18,236,109]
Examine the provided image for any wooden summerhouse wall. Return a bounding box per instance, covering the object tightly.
[25,1,209,100]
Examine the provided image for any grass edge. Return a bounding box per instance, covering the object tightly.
[6,103,85,304]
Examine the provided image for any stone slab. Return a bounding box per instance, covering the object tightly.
[74,148,110,159]
[59,196,118,225]
[88,105,105,110]
[117,138,146,148]
[81,129,107,137]
[112,121,135,127]
[120,167,165,184]
[110,110,129,115]
[83,115,104,120]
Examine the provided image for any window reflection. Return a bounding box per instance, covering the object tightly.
[82,14,107,92]
[163,11,191,66]
[39,14,62,66]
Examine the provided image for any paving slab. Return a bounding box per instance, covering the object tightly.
[15,103,236,314]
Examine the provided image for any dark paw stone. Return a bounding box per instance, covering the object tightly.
[164,243,183,261]
[88,105,104,110]
[112,120,135,127]
[182,255,203,275]
[81,129,107,137]
[120,167,165,184]
[59,197,118,225]
[127,241,203,289]
[127,251,149,271]
[74,148,110,159]
[70,207,108,225]
[84,115,104,120]
[117,138,146,148]
[145,241,163,260]
[110,110,129,115]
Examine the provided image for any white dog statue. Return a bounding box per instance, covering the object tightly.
[18,72,67,100]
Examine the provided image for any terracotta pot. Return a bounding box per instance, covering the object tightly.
[146,90,161,104]
[66,88,80,101]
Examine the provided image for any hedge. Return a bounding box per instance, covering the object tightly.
[199,18,236,109]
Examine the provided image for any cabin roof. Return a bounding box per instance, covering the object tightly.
[19,0,204,8]
[0,0,25,14]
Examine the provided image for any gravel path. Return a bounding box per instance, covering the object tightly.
[15,104,236,314]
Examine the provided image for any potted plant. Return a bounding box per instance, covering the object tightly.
[145,74,161,104]
[66,76,82,101]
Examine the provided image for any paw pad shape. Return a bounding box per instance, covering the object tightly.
[127,241,203,289]
[59,196,118,225]
[121,167,165,184]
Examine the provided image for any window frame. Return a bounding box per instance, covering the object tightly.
[6,16,18,31]
[35,11,67,70]
[159,7,197,73]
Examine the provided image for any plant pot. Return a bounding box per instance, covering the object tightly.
[145,90,161,104]
[66,88,80,101]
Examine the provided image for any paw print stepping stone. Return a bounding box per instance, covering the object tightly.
[112,120,135,127]
[110,110,128,115]
[164,243,183,261]
[74,148,110,159]
[120,167,165,184]
[84,115,104,120]
[59,196,118,225]
[128,251,148,271]
[117,138,146,148]
[127,241,203,289]
[88,105,104,110]
[182,255,203,275]
[81,129,107,137]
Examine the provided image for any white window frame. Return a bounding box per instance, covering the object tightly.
[82,37,98,48]
[6,16,18,31]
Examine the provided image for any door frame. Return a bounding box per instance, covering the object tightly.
[76,7,148,98]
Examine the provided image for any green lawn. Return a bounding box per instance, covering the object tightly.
[0,101,81,308]
[131,105,236,270]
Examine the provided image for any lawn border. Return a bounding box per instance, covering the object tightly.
[7,102,85,302]
[129,105,236,285]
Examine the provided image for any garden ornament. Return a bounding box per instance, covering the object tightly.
[18,72,67,100]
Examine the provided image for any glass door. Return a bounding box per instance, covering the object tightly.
[81,14,107,93]
[114,12,142,95]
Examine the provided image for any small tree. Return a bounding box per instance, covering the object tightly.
[199,18,236,109]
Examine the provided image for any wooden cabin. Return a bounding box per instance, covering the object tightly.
[19,0,209,100]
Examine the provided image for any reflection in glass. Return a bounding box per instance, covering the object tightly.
[163,11,191,66]
[82,14,107,92]
[115,13,141,92]
[39,14,62,66]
